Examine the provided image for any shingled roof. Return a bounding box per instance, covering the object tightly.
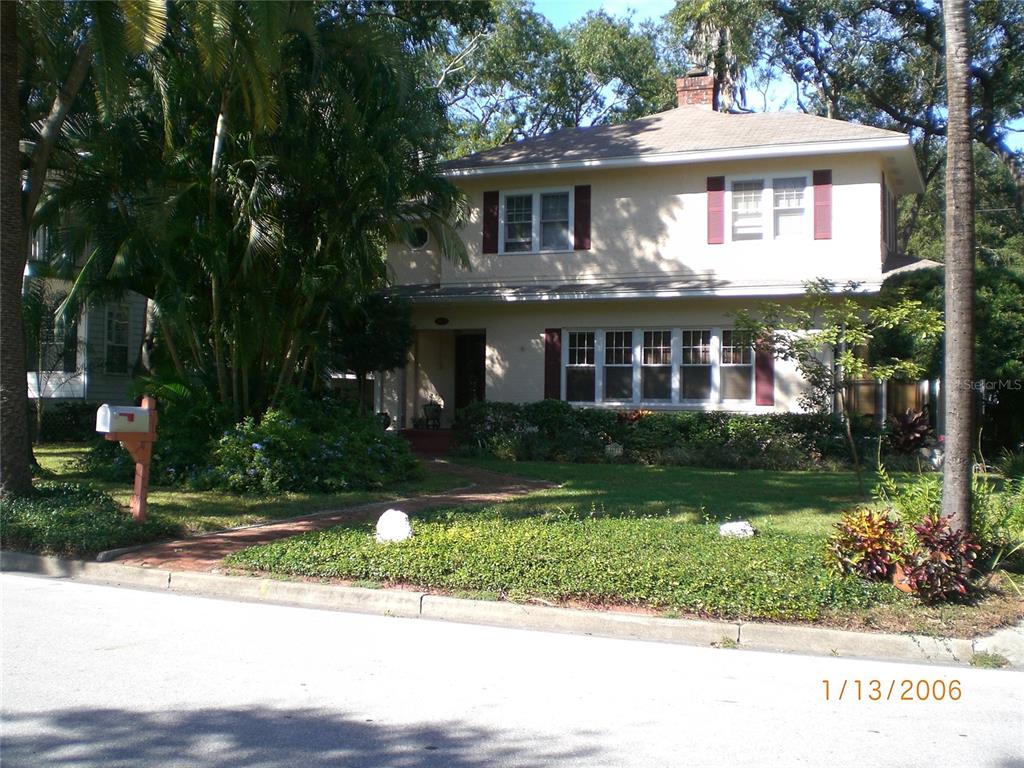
[442,107,920,191]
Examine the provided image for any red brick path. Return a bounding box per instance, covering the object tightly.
[113,462,553,572]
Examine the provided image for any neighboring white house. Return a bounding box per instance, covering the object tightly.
[24,261,147,406]
[380,73,928,429]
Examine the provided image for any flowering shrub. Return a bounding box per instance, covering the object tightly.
[214,408,417,494]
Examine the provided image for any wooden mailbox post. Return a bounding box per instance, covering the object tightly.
[95,396,158,522]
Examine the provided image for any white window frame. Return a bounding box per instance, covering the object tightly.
[105,303,131,376]
[725,173,810,244]
[498,187,574,255]
[720,329,755,402]
[561,327,757,408]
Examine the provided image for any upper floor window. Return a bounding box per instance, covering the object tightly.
[500,189,573,254]
[730,176,808,242]
[106,304,130,374]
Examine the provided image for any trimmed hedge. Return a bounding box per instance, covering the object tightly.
[226,507,893,621]
[0,482,179,556]
[453,400,872,470]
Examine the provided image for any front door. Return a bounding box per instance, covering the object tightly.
[454,333,486,411]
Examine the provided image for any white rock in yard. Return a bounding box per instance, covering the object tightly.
[376,509,413,543]
[719,521,756,538]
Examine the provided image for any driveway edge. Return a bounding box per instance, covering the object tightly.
[1,550,1013,667]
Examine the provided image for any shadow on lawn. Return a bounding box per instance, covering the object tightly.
[445,463,866,525]
[1,706,599,768]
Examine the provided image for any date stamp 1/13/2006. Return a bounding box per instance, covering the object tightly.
[822,679,962,701]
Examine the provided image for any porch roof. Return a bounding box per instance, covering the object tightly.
[391,276,886,304]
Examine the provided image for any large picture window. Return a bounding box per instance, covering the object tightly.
[564,327,763,407]
[500,189,573,254]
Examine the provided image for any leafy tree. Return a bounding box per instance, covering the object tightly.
[735,279,943,492]
[330,294,415,410]
[664,0,773,111]
[39,1,468,422]
[442,0,674,155]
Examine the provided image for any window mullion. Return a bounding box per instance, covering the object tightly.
[632,329,642,404]
[532,193,540,253]
[671,329,681,404]
[711,327,722,403]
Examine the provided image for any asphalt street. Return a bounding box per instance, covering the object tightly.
[2,573,1022,767]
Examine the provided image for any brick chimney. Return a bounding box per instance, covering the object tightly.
[676,69,717,110]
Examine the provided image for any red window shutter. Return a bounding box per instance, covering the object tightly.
[707,176,725,244]
[755,345,775,406]
[544,329,562,400]
[482,190,499,254]
[813,169,832,240]
[573,185,591,250]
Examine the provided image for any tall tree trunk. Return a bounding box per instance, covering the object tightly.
[1,3,33,494]
[209,89,231,406]
[941,0,975,532]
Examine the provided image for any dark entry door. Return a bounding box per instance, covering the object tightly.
[455,333,486,411]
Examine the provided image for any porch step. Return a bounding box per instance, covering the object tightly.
[400,428,454,455]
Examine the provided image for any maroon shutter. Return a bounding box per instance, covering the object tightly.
[707,176,725,244]
[755,345,775,406]
[813,170,832,240]
[573,185,591,250]
[482,190,499,253]
[544,329,562,400]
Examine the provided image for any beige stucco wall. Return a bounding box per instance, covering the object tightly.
[382,297,815,427]
[386,153,885,290]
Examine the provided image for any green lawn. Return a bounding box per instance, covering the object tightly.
[445,459,868,536]
[30,443,464,536]
[226,460,1023,633]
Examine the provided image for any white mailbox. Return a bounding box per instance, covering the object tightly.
[96,405,152,434]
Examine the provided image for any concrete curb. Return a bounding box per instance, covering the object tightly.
[1,551,1015,666]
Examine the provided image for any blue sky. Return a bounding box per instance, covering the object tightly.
[531,0,1022,150]
[533,0,675,27]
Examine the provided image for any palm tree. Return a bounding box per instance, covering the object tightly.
[1,1,33,494]
[1,0,166,494]
[941,0,975,531]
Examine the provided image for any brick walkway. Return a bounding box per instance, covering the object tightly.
[113,462,554,572]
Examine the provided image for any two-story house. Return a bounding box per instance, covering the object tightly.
[380,73,926,430]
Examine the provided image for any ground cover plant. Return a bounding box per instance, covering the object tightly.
[0,482,178,557]
[0,444,462,556]
[227,461,1023,631]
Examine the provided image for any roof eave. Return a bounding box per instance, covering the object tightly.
[443,136,919,188]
